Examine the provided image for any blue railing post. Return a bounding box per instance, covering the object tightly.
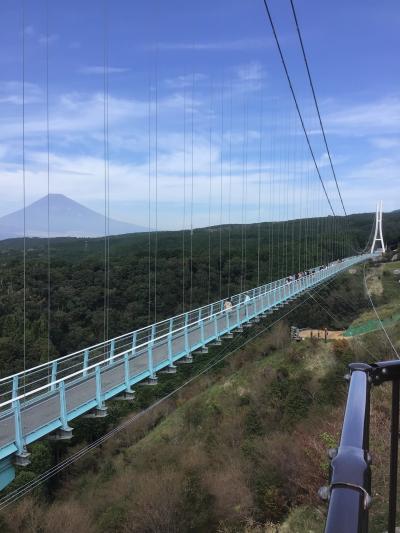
[226,304,231,332]
[147,341,154,377]
[213,305,219,340]
[95,365,103,409]
[59,380,70,430]
[108,339,115,365]
[132,331,137,351]
[236,302,241,327]
[83,349,89,377]
[147,325,155,378]
[51,360,57,391]
[124,352,134,393]
[245,299,250,322]
[13,399,25,455]
[200,310,206,345]
[12,375,18,406]
[184,313,190,354]
[168,318,174,365]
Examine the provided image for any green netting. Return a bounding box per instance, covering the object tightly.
[344,312,400,337]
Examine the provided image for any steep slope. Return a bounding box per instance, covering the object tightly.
[0,262,399,532]
[0,194,147,239]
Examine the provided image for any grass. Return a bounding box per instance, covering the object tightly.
[1,260,399,532]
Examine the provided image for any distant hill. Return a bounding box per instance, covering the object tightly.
[0,194,148,239]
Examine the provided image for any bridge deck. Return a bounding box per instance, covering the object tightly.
[0,254,372,489]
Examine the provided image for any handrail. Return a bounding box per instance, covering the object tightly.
[321,359,400,533]
[0,271,287,384]
[0,254,369,410]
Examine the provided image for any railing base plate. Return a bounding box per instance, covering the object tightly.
[47,427,73,441]
[13,451,31,467]
[84,407,108,418]
[159,365,177,374]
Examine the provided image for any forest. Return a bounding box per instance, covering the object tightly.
[0,209,398,376]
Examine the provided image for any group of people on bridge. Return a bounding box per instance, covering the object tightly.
[285,258,344,285]
[220,258,344,315]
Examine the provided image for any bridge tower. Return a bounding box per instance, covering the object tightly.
[370,200,385,254]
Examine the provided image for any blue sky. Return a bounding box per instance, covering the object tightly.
[0,0,399,230]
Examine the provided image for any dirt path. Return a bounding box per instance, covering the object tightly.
[299,329,344,340]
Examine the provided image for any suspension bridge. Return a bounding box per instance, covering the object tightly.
[0,1,394,530]
[0,250,377,490]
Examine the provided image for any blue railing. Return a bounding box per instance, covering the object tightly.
[321,359,400,533]
[0,253,371,490]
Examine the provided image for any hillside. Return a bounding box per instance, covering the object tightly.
[0,210,398,376]
[1,261,399,532]
[0,194,148,240]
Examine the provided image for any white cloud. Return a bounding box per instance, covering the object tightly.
[0,81,42,105]
[325,97,400,136]
[370,137,400,150]
[38,34,59,46]
[24,25,35,37]
[235,61,265,82]
[151,38,269,52]
[79,66,131,75]
[164,73,208,89]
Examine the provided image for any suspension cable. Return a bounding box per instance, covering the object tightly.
[21,0,27,399]
[147,74,152,323]
[363,263,399,359]
[219,78,224,301]
[289,0,347,218]
[103,0,109,345]
[257,90,263,287]
[207,78,214,304]
[153,55,159,322]
[261,0,335,216]
[45,0,51,368]
[182,74,187,313]
[227,77,233,297]
[189,71,195,310]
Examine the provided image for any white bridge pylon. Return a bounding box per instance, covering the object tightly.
[371,200,385,254]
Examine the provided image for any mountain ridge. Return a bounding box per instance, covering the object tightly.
[0,194,148,239]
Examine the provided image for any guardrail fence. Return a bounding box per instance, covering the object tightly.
[320,359,400,533]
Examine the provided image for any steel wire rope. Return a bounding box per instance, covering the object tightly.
[153,53,159,322]
[257,91,263,287]
[289,108,296,275]
[277,106,284,278]
[290,110,296,275]
[189,70,195,310]
[289,0,347,219]
[106,11,111,344]
[182,72,187,312]
[102,0,110,346]
[296,111,303,272]
[147,74,152,323]
[363,263,399,359]
[103,0,109,348]
[0,277,339,510]
[243,98,249,291]
[207,78,214,304]
[240,98,246,293]
[268,99,277,282]
[306,279,378,360]
[21,0,27,405]
[227,77,233,297]
[218,78,225,301]
[261,0,336,218]
[285,107,290,277]
[45,0,51,373]
[304,133,310,269]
